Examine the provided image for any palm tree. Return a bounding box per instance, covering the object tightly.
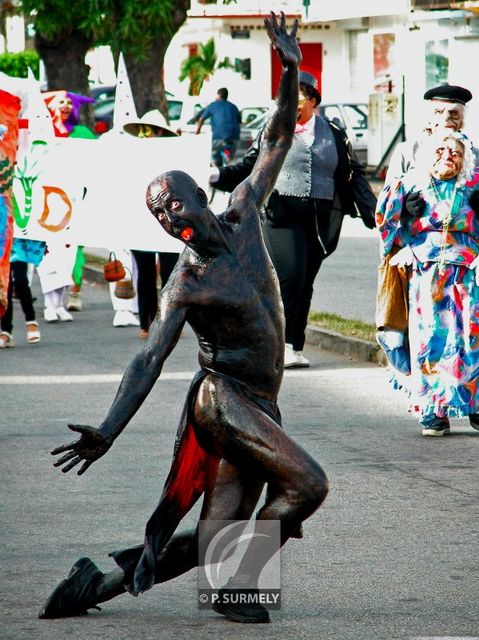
[179,38,218,96]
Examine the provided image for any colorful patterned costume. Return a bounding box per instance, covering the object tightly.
[376,167,479,420]
[0,90,21,315]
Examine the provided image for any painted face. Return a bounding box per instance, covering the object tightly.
[137,124,157,138]
[297,91,315,124]
[146,171,209,244]
[430,100,464,132]
[48,94,73,122]
[138,124,163,138]
[431,138,464,180]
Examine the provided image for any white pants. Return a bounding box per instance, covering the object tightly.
[43,286,67,310]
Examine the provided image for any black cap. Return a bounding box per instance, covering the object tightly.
[423,84,472,105]
[299,70,321,106]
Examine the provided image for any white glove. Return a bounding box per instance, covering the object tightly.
[209,167,220,184]
[468,255,479,285]
[389,245,414,268]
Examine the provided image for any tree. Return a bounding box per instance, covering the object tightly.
[179,37,238,96]
[0,1,17,40]
[15,1,239,121]
[179,38,217,96]
[17,0,190,121]
[96,1,190,117]
[18,1,97,126]
[102,0,190,117]
[19,2,98,94]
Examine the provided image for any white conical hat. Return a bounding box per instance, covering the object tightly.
[123,110,178,137]
[112,53,138,132]
[0,68,53,131]
[22,68,55,142]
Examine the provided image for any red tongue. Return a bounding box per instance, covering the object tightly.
[180,227,193,241]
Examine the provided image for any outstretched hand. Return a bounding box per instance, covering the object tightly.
[264,12,301,68]
[51,424,112,475]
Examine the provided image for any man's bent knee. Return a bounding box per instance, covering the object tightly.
[278,465,328,524]
[301,465,329,513]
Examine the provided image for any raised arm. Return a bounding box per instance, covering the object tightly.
[51,294,187,475]
[239,12,300,209]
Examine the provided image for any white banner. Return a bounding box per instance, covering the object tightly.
[13,133,212,252]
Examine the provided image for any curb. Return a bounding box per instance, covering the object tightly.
[306,325,387,367]
[84,264,386,367]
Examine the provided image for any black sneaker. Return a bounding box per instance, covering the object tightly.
[38,557,103,619]
[213,587,270,624]
[421,416,450,437]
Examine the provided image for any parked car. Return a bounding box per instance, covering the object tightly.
[237,102,369,165]
[167,96,206,135]
[237,109,271,158]
[90,84,116,104]
[319,102,368,166]
[240,106,269,125]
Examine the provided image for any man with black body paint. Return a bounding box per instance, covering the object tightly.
[39,13,328,625]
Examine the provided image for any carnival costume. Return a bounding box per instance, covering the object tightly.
[376,132,479,425]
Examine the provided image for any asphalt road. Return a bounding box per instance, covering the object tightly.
[1,278,478,640]
[311,215,379,324]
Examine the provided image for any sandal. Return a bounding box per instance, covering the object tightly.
[26,321,41,344]
[0,331,15,348]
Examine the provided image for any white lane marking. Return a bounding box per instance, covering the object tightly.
[0,372,195,384]
[0,367,385,385]
[0,367,386,385]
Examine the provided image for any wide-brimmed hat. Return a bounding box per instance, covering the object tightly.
[299,70,321,105]
[423,84,472,105]
[123,109,178,137]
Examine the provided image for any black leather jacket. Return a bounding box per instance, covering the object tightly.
[215,118,376,257]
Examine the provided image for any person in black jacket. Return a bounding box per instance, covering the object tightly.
[211,70,376,368]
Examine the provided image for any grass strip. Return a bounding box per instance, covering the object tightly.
[308,311,376,343]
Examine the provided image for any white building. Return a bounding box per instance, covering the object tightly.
[165,0,479,168]
[5,1,479,168]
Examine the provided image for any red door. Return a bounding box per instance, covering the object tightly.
[270,43,322,99]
